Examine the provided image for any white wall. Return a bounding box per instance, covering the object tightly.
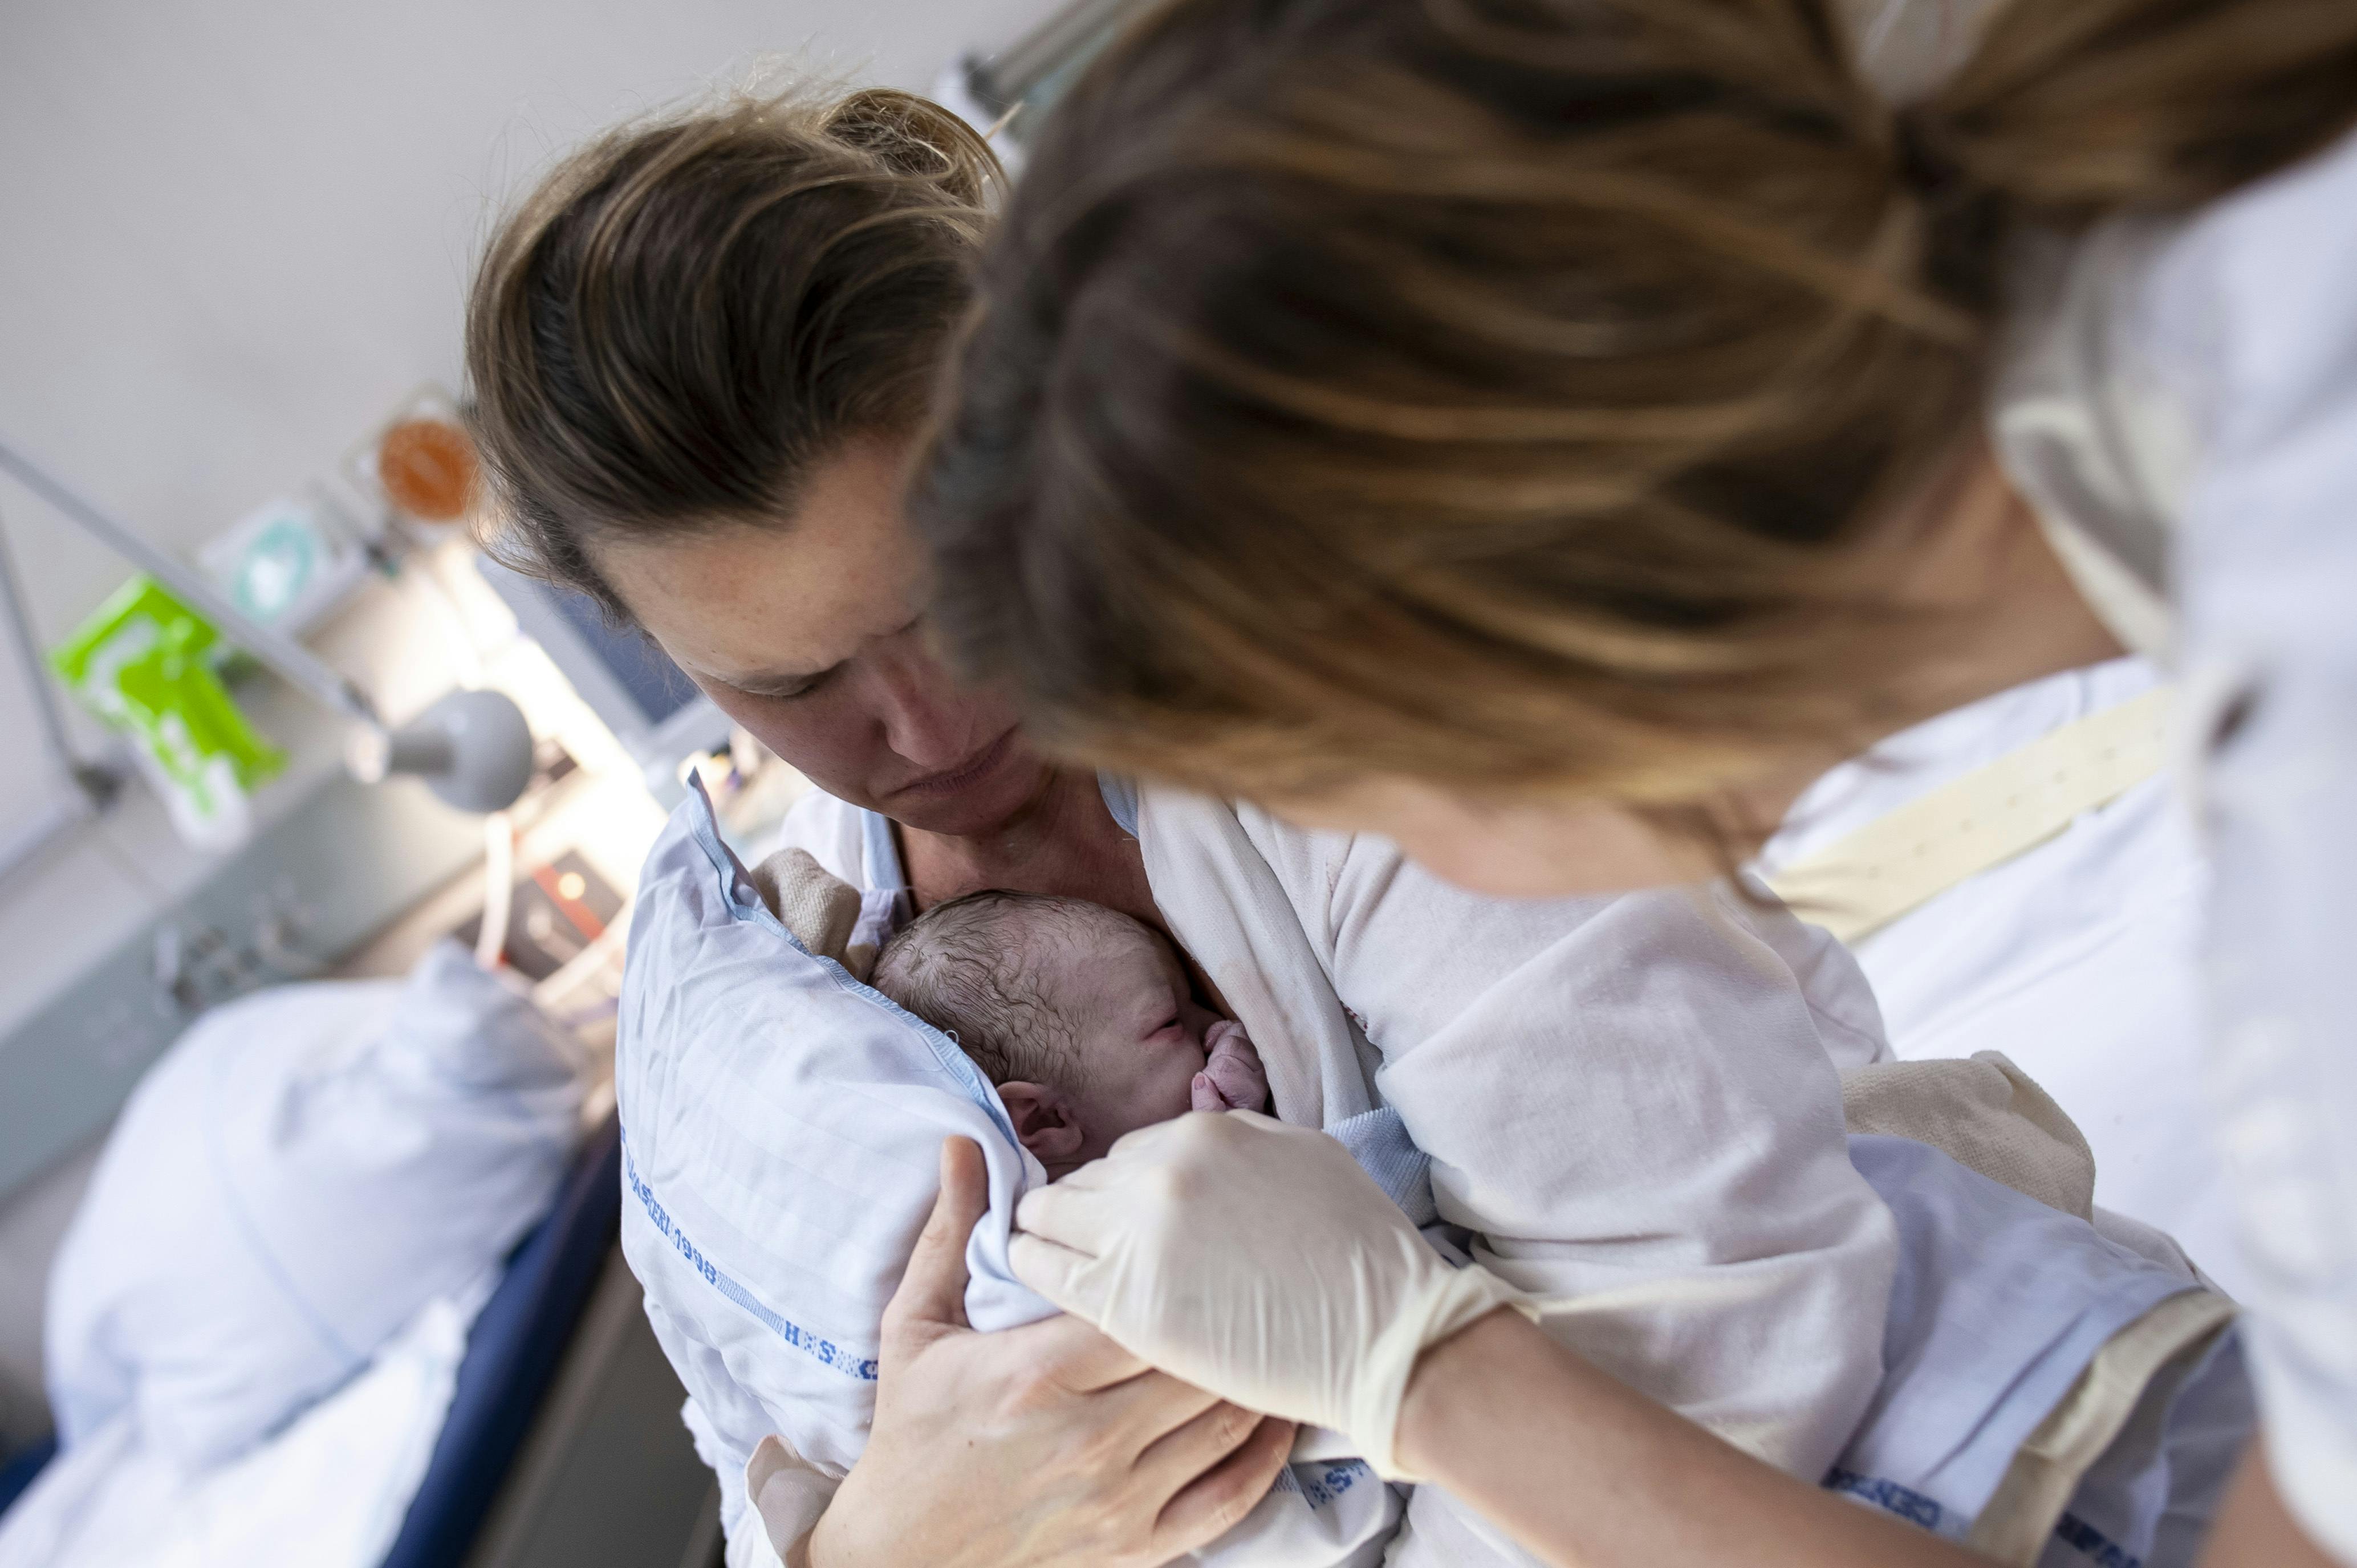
[0,0,1045,829]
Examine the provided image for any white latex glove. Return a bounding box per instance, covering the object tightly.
[1010,1110,1531,1480]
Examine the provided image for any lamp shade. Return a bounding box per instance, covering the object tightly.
[350,689,535,813]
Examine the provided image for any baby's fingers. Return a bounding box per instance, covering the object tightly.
[1191,1071,1232,1113]
[1204,1046,1267,1114]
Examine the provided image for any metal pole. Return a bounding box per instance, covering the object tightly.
[966,0,1142,114]
[0,499,93,788]
[0,434,379,727]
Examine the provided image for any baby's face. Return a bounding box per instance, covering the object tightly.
[1031,926,1222,1163]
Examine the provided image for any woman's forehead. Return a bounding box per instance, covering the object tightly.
[594,443,921,683]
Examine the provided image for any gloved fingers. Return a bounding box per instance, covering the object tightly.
[1008,1230,1106,1319]
[1014,1171,1127,1250]
[1144,1415,1297,1565]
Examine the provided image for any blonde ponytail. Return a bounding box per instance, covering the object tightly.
[1931,0,2357,222]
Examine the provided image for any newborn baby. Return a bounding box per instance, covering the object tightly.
[869,891,1266,1179]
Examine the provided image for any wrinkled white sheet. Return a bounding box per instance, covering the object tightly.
[0,1285,484,1568]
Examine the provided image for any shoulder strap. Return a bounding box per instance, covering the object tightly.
[1767,688,2169,944]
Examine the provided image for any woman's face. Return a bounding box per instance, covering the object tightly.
[592,439,1050,837]
[1268,775,1729,899]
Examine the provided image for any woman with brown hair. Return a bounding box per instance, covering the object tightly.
[464,69,1916,1568]
[914,0,2357,1564]
[465,84,1299,1567]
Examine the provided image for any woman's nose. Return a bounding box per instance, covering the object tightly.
[866,641,973,767]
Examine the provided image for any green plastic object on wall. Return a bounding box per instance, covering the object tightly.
[52,576,286,848]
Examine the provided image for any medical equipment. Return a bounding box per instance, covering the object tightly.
[50,578,287,852]
[474,557,731,807]
[945,0,1152,154]
[198,488,373,636]
[0,434,540,871]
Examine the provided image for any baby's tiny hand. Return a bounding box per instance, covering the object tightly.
[1192,1020,1269,1113]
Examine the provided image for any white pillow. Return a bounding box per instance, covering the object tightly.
[43,941,582,1468]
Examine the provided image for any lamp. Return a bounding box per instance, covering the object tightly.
[0,434,538,854]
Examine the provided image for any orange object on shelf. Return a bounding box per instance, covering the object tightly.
[377,417,479,522]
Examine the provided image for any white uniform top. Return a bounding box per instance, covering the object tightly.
[1988,126,2357,1563]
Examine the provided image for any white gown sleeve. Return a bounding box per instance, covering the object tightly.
[1283,833,1898,1483]
[2158,126,2357,1566]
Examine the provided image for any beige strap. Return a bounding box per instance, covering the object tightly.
[1767,688,2170,944]
[1966,1288,2237,1566]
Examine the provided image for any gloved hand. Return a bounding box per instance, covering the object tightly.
[1010,1110,1531,1480]
[1190,1020,1269,1111]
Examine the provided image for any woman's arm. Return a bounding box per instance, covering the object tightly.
[1395,1309,1986,1568]
[1399,1312,2336,1568]
[792,1140,1294,1568]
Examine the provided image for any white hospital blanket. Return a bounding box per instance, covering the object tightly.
[618,784,1400,1566]
[0,1286,482,1568]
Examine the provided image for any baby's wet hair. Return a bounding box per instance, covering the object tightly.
[869,889,1158,1088]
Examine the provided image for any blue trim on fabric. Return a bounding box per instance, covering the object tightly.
[1269,1460,1369,1512]
[1823,1468,1946,1530]
[623,1139,879,1382]
[1098,772,1140,839]
[678,780,1020,1150]
[2053,1512,2143,1568]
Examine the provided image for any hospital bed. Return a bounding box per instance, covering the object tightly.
[0,1112,717,1568]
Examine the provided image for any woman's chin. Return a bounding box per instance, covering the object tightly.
[886,748,1054,837]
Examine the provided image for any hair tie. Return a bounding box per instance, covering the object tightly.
[1892,106,1966,201]
[1891,106,2005,311]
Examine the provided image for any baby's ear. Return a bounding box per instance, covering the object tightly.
[997,1083,1085,1165]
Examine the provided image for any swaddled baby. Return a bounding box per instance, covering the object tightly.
[870,891,1267,1180]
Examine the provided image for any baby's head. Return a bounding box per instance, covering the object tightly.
[871,891,1222,1178]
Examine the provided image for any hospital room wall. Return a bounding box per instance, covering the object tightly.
[0,0,1041,840]
[0,0,1042,1448]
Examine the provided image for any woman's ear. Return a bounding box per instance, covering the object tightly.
[996,1082,1086,1165]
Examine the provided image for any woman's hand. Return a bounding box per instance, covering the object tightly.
[1010,1111,1527,1477]
[795,1138,1294,1568]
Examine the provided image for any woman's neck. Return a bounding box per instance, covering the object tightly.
[1883,446,2130,725]
[1733,447,2130,840]
[896,765,1160,926]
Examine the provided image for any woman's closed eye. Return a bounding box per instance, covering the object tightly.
[733,663,840,702]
